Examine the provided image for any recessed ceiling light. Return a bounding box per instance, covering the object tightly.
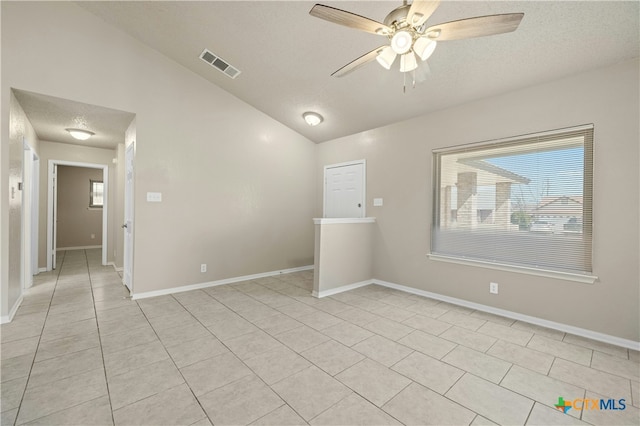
[303,112,323,127]
[65,128,95,140]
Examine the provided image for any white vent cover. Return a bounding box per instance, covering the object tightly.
[199,49,241,79]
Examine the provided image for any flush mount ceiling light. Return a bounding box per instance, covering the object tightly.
[310,1,524,84]
[66,128,95,141]
[303,112,323,126]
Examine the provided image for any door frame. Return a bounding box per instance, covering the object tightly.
[323,159,366,218]
[47,160,109,270]
[123,142,135,292]
[21,141,38,289]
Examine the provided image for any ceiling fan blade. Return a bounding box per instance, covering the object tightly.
[310,4,392,36]
[331,46,386,78]
[425,13,524,41]
[407,0,441,28]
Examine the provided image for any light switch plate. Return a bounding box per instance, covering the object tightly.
[147,192,162,202]
[373,198,383,207]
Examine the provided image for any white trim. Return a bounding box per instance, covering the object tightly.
[107,262,124,272]
[312,280,372,298]
[323,159,366,218]
[131,265,314,300]
[1,295,24,324]
[57,245,102,251]
[372,279,639,350]
[313,217,376,225]
[428,254,597,284]
[38,268,47,273]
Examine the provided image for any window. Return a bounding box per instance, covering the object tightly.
[431,125,594,280]
[90,180,104,208]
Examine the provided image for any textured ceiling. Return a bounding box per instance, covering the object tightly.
[76,1,639,143]
[13,90,135,150]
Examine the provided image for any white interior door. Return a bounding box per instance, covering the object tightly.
[22,144,33,289]
[31,155,40,276]
[123,143,134,291]
[324,161,365,218]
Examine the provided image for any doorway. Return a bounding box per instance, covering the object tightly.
[47,160,108,270]
[22,142,39,289]
[323,160,366,218]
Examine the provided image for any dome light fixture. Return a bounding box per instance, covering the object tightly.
[66,128,95,141]
[303,112,323,126]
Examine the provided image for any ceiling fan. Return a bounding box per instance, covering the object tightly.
[309,0,524,78]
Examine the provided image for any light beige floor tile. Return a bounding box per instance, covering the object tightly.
[469,311,516,327]
[401,314,451,336]
[442,345,511,383]
[1,353,34,383]
[525,402,590,425]
[98,315,151,336]
[512,321,565,340]
[295,310,344,331]
[333,307,381,327]
[17,368,108,424]
[580,391,640,425]
[477,321,533,346]
[528,335,593,366]
[321,322,373,347]
[439,310,486,331]
[44,308,95,327]
[392,351,464,394]
[198,374,284,425]
[112,383,206,426]
[1,336,39,361]
[40,317,97,343]
[563,334,629,359]
[446,373,534,425]
[244,345,311,385]
[311,392,401,425]
[314,299,351,315]
[172,290,214,307]
[154,322,211,347]
[383,382,476,425]
[301,339,364,376]
[180,351,252,396]
[100,323,158,355]
[630,350,640,363]
[251,404,307,425]
[398,330,457,359]
[276,301,319,319]
[336,359,411,407]
[362,318,413,341]
[501,365,585,418]
[94,298,136,313]
[251,313,303,336]
[1,408,18,426]
[378,294,421,309]
[28,346,103,388]
[371,304,416,322]
[275,325,330,353]
[440,326,497,352]
[549,358,632,401]
[103,340,169,378]
[205,315,259,341]
[1,375,28,412]
[487,339,554,375]
[1,321,44,344]
[21,395,113,426]
[35,331,101,364]
[272,366,352,421]
[471,414,499,425]
[145,310,198,331]
[165,335,228,368]
[352,335,413,367]
[591,351,640,381]
[236,304,281,323]
[632,380,639,408]
[107,358,185,410]
[225,330,283,360]
[436,302,476,314]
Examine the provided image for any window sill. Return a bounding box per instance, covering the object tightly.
[427,254,597,284]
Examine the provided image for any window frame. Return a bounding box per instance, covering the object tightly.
[429,124,597,284]
[89,179,104,208]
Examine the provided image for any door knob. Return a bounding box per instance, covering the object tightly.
[121,223,128,229]
[358,203,362,207]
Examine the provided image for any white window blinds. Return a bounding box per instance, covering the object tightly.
[432,125,594,275]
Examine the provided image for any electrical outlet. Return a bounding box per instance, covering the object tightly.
[200,264,207,273]
[489,282,499,294]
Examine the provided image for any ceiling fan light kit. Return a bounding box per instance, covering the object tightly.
[309,1,523,84]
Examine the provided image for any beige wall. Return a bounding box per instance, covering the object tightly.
[2,91,40,317]
[2,2,316,298]
[317,58,640,341]
[37,141,117,269]
[56,166,104,249]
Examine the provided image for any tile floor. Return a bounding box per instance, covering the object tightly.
[1,249,639,425]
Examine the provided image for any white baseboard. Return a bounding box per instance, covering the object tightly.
[38,267,47,273]
[313,280,372,298]
[372,279,640,351]
[57,245,101,251]
[107,262,124,272]
[131,265,314,300]
[1,295,24,324]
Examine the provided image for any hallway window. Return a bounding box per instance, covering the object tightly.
[90,180,104,208]
[431,125,594,279]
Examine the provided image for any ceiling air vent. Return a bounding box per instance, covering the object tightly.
[199,49,241,79]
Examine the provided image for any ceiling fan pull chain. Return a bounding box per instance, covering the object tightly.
[413,69,416,89]
[403,72,406,94]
